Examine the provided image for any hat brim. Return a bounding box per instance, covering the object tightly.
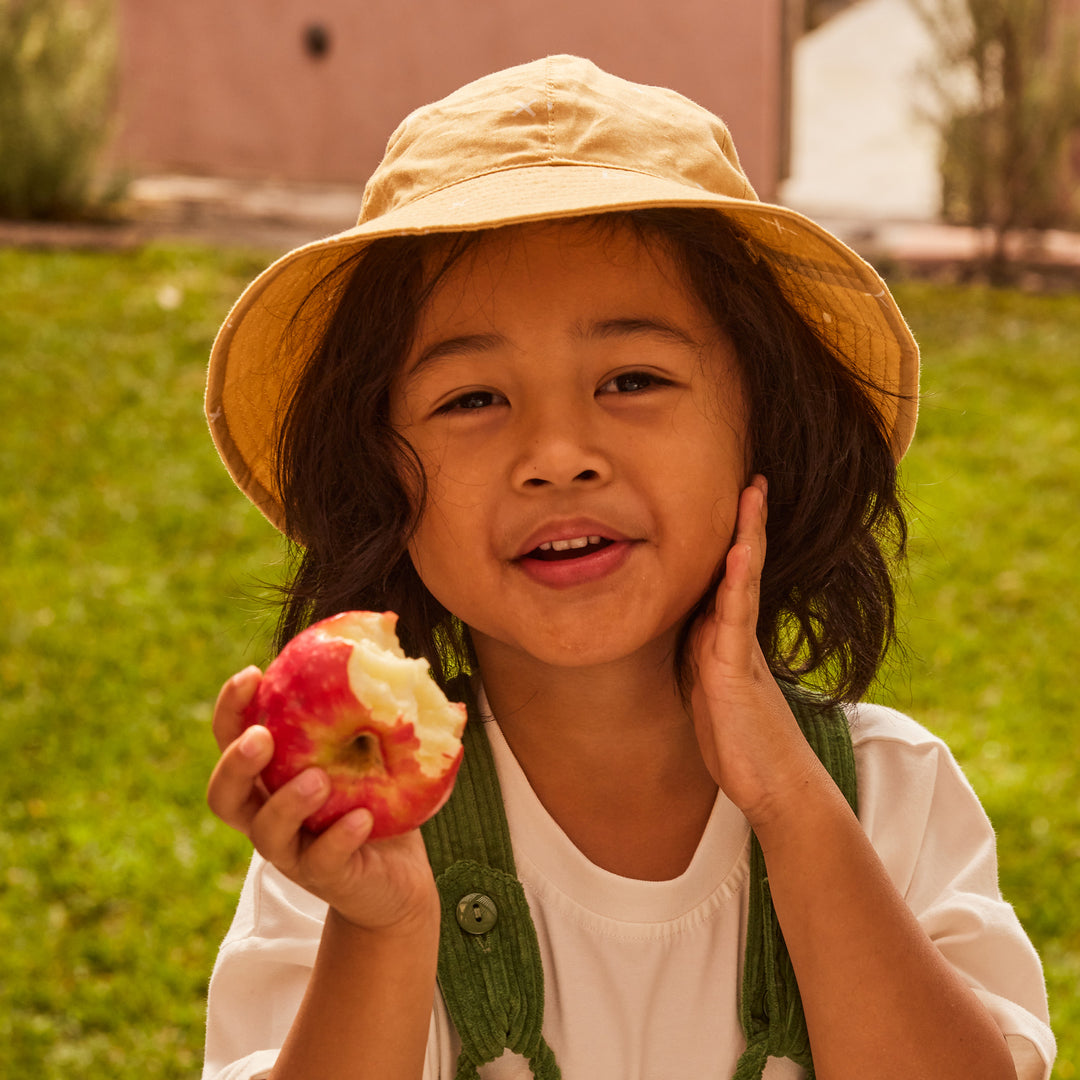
[207,164,918,535]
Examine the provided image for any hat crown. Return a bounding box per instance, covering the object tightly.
[359,54,757,226]
[208,56,918,535]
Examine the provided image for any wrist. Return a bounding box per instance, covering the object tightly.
[329,886,442,945]
[276,884,441,1079]
[742,754,851,851]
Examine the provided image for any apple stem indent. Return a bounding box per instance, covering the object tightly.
[345,732,384,773]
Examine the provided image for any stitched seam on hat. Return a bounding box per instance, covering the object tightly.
[748,241,879,292]
[386,159,745,211]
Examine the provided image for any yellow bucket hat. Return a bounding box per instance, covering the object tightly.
[206,54,919,534]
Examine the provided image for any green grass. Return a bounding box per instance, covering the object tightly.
[885,280,1080,1077]
[1,247,1077,1076]
[0,243,283,1076]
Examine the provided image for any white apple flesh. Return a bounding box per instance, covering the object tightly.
[243,611,467,838]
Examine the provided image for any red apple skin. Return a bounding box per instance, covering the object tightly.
[243,616,465,839]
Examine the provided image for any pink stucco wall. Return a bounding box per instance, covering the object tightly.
[113,1,787,200]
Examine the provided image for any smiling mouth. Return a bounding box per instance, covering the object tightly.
[524,536,615,562]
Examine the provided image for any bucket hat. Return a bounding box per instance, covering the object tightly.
[206,54,919,535]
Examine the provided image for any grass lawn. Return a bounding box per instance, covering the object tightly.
[1,243,1077,1076]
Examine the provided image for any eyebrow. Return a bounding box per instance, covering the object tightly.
[409,332,506,374]
[581,316,701,349]
[409,316,701,376]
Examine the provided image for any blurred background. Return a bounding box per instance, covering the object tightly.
[1,0,1078,1075]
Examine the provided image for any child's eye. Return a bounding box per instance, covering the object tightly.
[598,371,670,395]
[437,389,505,413]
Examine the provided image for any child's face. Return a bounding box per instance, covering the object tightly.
[390,220,748,674]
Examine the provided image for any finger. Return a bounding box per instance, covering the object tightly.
[709,479,768,673]
[212,666,262,752]
[720,480,767,618]
[301,809,376,888]
[249,768,331,872]
[207,724,274,834]
[712,542,757,671]
[733,475,768,569]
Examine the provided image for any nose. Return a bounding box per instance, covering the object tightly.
[510,401,613,490]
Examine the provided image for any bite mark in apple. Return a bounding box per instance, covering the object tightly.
[244,611,467,838]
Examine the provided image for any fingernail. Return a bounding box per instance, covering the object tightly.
[238,726,266,758]
[233,665,261,688]
[296,770,326,797]
[341,808,373,836]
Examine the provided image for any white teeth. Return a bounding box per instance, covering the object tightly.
[537,535,603,552]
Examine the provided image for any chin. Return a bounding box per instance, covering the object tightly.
[472,617,683,676]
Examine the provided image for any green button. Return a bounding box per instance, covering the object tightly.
[456,893,498,934]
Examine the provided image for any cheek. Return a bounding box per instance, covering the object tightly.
[395,424,494,596]
[405,525,462,624]
[404,482,484,599]
[671,424,747,542]
[660,465,743,592]
[707,493,741,560]
[401,422,492,514]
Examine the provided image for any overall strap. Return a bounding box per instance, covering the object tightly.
[420,681,856,1080]
[732,683,858,1080]
[420,688,560,1080]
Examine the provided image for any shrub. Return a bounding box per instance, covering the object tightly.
[911,0,1080,279]
[0,0,121,220]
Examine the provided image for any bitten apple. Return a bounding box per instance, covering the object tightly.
[243,611,467,838]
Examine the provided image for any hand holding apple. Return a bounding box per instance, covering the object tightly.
[243,611,466,839]
[208,657,445,936]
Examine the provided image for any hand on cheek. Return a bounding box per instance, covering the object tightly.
[690,476,821,830]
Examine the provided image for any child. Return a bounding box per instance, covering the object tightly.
[202,56,1054,1080]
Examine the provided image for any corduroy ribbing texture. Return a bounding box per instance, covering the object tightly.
[733,684,859,1079]
[421,699,560,1080]
[421,681,856,1080]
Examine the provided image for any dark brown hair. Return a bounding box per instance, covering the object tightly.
[271,209,908,705]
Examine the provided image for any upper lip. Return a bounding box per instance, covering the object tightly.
[513,518,632,559]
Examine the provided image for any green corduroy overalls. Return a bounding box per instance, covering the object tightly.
[420,682,857,1080]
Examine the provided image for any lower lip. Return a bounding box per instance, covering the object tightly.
[515,540,634,588]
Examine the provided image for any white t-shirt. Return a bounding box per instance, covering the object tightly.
[202,702,1055,1080]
